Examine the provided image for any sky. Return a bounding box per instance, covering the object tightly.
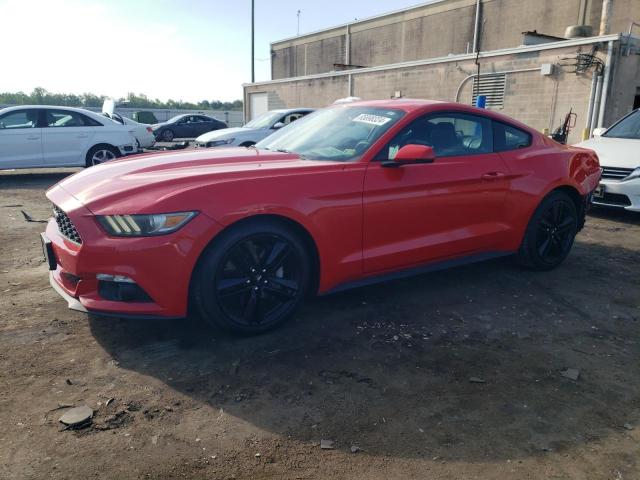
[0,0,430,102]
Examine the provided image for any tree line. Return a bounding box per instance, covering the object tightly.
[0,88,243,111]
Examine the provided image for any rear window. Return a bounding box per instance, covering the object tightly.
[493,121,531,152]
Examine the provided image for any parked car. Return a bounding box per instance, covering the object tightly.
[42,99,600,335]
[102,99,155,149]
[575,109,640,211]
[196,108,314,148]
[0,105,137,169]
[152,114,226,142]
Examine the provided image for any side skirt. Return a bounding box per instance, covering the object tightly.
[321,251,514,296]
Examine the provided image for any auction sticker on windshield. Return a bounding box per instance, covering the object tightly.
[353,113,392,126]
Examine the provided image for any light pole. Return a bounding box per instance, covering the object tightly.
[297,9,301,36]
[251,0,255,83]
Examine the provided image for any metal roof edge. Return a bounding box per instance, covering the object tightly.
[270,0,446,46]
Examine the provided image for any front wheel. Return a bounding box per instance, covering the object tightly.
[191,220,310,334]
[518,191,578,270]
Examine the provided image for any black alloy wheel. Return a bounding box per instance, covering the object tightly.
[535,201,575,262]
[518,191,578,270]
[192,221,310,334]
[216,234,301,326]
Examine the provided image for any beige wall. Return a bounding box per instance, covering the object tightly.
[271,0,640,80]
[248,40,640,145]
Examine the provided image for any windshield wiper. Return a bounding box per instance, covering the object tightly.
[275,148,306,159]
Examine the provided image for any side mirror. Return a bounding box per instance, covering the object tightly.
[382,144,436,168]
[592,127,607,137]
[272,121,285,129]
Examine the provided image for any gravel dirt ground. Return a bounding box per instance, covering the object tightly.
[1,169,639,480]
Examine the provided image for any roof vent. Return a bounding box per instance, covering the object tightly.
[565,25,593,38]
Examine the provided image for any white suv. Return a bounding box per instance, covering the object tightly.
[0,105,137,169]
[576,109,640,212]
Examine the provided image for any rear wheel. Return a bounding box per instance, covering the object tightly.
[162,129,174,142]
[518,191,578,270]
[85,145,119,167]
[192,220,310,334]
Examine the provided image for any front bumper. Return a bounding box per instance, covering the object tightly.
[44,185,224,319]
[593,177,640,211]
[117,143,137,156]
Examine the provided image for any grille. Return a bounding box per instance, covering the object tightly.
[593,192,632,207]
[53,205,82,244]
[601,166,634,181]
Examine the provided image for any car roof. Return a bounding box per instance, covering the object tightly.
[0,104,95,114]
[337,99,535,132]
[270,108,315,114]
[0,104,113,124]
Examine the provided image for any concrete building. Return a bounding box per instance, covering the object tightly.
[243,0,640,144]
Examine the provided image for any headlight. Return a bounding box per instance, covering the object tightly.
[97,212,197,236]
[207,138,234,147]
[624,167,640,181]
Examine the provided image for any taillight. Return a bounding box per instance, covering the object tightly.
[146,127,153,133]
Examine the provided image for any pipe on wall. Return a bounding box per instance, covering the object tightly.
[590,74,603,131]
[599,0,612,35]
[472,0,481,53]
[597,40,614,127]
[584,72,599,135]
[345,24,351,65]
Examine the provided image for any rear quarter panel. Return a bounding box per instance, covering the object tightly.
[499,136,600,250]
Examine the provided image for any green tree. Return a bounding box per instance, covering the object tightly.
[0,88,243,111]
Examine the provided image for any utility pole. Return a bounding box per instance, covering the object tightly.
[251,0,255,83]
[297,10,301,36]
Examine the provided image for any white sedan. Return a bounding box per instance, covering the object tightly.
[576,109,640,212]
[103,112,155,149]
[101,99,155,148]
[0,105,137,169]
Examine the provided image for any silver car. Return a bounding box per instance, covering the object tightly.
[195,108,314,148]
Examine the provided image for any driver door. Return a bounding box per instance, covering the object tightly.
[362,111,511,274]
[0,109,44,169]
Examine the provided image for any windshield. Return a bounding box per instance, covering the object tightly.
[255,106,405,161]
[167,114,186,123]
[244,111,282,129]
[604,110,640,139]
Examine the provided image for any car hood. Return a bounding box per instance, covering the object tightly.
[196,127,262,142]
[575,137,640,169]
[48,148,333,215]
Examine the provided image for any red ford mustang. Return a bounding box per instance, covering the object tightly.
[42,99,601,333]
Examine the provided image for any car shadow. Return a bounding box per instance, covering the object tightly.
[589,206,640,225]
[0,170,78,191]
[89,239,640,462]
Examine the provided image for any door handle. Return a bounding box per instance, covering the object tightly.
[481,171,505,181]
[77,134,89,138]
[27,136,40,140]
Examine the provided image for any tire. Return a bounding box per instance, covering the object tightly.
[518,191,578,270]
[85,145,119,167]
[191,219,311,334]
[162,129,174,142]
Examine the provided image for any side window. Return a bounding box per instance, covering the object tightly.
[45,109,95,128]
[380,112,493,160]
[0,110,38,129]
[493,122,532,152]
[283,113,303,125]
